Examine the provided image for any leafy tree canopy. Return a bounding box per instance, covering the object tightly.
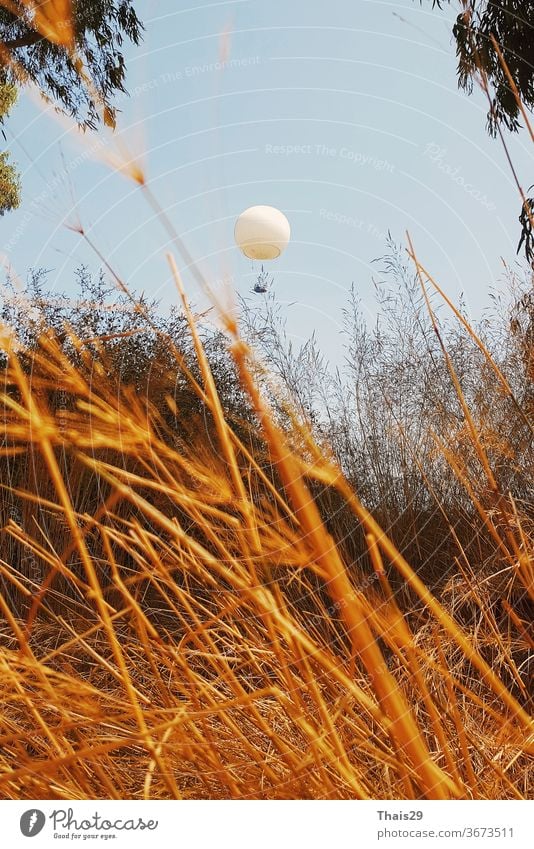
[0,79,19,213]
[428,2,534,265]
[429,1,534,135]
[0,1,143,130]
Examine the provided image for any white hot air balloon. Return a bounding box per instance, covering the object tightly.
[234,206,290,292]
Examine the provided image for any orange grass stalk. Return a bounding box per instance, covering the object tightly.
[226,330,458,799]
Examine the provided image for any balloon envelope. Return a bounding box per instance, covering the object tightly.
[234,205,290,260]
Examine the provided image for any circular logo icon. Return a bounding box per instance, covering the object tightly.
[20,810,46,837]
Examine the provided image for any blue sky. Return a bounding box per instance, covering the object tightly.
[2,0,533,364]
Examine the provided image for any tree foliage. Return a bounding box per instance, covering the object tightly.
[429,2,534,135]
[0,79,19,213]
[0,1,143,130]
[428,2,534,264]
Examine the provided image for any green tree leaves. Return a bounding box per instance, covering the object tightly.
[0,79,20,214]
[428,1,534,135]
[0,2,143,130]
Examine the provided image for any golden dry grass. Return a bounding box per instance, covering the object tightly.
[0,261,532,800]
